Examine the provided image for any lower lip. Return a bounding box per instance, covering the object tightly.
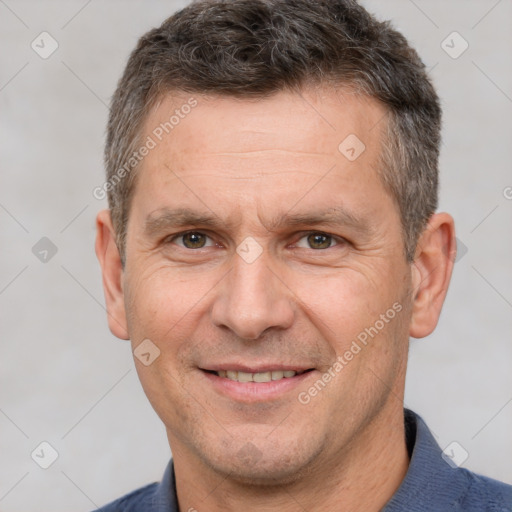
[201,370,315,402]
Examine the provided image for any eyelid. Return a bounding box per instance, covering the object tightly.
[294,229,349,245]
[166,230,216,248]
[164,229,347,250]
[293,230,346,252]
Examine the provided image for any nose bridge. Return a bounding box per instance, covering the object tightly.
[212,250,294,339]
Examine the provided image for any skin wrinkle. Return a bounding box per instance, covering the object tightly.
[96,87,455,512]
[106,2,442,265]
[143,206,376,243]
[94,2,458,508]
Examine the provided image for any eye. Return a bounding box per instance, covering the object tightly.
[172,231,214,249]
[295,232,340,250]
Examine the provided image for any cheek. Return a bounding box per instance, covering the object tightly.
[124,263,216,343]
[292,268,397,344]
[123,267,212,419]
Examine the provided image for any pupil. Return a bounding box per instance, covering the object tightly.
[308,233,331,249]
[184,232,205,248]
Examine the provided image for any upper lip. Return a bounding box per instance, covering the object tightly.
[200,364,314,373]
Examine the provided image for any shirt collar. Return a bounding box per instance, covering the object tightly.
[382,408,470,511]
[151,459,177,511]
[152,409,465,511]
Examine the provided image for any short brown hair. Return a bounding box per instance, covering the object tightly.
[104,0,441,263]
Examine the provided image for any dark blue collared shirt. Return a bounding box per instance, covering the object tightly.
[96,410,512,511]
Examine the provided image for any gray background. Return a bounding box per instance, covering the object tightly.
[0,0,511,510]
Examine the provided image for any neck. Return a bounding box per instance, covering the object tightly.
[171,405,409,512]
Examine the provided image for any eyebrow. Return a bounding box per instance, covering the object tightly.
[144,206,374,238]
[144,208,224,238]
[265,207,373,234]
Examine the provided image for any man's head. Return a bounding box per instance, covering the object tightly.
[96,0,455,492]
[104,0,441,265]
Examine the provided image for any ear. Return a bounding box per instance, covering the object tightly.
[409,212,456,339]
[95,209,129,340]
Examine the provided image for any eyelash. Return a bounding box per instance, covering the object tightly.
[166,231,346,250]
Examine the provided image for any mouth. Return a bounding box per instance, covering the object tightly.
[199,366,316,402]
[203,369,313,383]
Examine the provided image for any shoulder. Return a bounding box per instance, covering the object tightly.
[384,410,512,512]
[95,482,159,512]
[457,468,512,511]
[94,460,176,511]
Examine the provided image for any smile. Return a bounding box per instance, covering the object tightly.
[200,367,316,402]
[214,369,309,382]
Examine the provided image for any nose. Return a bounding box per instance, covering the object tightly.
[211,252,295,340]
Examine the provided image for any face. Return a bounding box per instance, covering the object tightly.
[109,87,417,484]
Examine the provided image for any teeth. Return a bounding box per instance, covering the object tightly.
[253,371,272,383]
[237,371,253,382]
[215,370,300,382]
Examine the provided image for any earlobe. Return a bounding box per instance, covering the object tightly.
[409,212,456,339]
[95,209,130,340]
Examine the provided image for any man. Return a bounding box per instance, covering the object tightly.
[94,0,512,510]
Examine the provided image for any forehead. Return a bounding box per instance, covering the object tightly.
[132,86,393,225]
[143,87,386,160]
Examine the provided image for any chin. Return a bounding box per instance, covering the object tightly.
[198,433,323,486]
[210,457,315,487]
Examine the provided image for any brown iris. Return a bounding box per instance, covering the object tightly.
[182,232,207,249]
[307,233,332,249]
